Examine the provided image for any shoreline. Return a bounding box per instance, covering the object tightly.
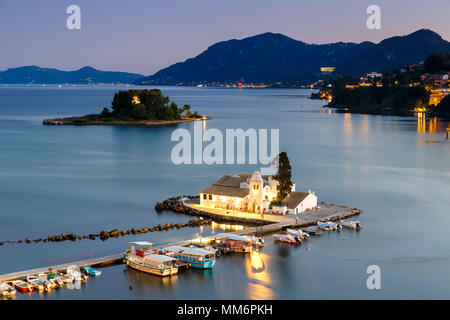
[42,116,212,127]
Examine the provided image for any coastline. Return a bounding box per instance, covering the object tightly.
[43,116,212,127]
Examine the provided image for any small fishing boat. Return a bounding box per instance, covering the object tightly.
[287,228,310,240]
[66,265,88,283]
[318,221,341,231]
[273,234,300,245]
[301,226,322,236]
[26,276,45,291]
[82,266,102,277]
[0,282,16,296]
[317,221,332,231]
[340,220,362,230]
[163,246,216,269]
[37,273,57,290]
[47,271,65,287]
[61,273,74,284]
[11,280,33,293]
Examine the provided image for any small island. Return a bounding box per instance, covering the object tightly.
[43,89,210,126]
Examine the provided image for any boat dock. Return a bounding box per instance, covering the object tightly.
[0,204,360,282]
[0,253,124,282]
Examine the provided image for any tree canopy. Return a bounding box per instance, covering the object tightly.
[273,152,293,202]
[100,89,201,121]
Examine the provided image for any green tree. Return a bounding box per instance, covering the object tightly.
[100,107,110,117]
[273,152,293,201]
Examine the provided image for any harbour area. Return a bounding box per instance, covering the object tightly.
[0,197,361,286]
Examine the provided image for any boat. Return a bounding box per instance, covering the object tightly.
[127,253,179,277]
[216,233,255,253]
[301,226,322,236]
[82,266,102,277]
[273,234,300,245]
[125,241,178,277]
[340,220,362,230]
[317,221,332,231]
[317,221,341,231]
[11,280,33,293]
[0,282,16,296]
[26,275,45,291]
[66,265,88,283]
[47,271,65,287]
[37,273,57,289]
[286,228,310,240]
[163,246,216,269]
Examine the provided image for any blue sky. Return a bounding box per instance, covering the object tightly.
[1,0,449,75]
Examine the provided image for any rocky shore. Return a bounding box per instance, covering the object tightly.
[42,116,212,127]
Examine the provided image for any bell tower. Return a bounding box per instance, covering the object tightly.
[248,171,264,213]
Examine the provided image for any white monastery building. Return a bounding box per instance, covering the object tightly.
[199,171,317,215]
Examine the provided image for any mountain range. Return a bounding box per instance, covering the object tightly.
[136,29,450,85]
[0,66,143,84]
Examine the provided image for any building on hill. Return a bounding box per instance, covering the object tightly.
[199,171,317,215]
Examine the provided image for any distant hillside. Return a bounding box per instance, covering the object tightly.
[136,29,450,85]
[0,66,143,84]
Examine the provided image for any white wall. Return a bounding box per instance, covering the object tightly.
[287,193,318,215]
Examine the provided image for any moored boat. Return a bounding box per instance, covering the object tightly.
[340,220,362,230]
[318,221,341,231]
[66,265,88,283]
[82,266,102,277]
[287,228,310,240]
[37,273,57,290]
[26,276,45,291]
[127,253,179,277]
[11,280,33,293]
[125,241,179,277]
[273,234,300,245]
[216,233,255,253]
[163,246,216,269]
[0,282,16,296]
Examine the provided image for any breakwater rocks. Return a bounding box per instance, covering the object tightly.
[0,218,210,247]
[156,196,271,226]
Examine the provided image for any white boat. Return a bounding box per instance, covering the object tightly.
[26,275,45,291]
[126,241,179,276]
[318,221,341,231]
[127,253,179,277]
[66,265,88,283]
[273,234,300,245]
[286,228,310,239]
[340,220,362,229]
[0,282,16,296]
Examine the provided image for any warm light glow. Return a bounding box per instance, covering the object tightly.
[132,96,140,104]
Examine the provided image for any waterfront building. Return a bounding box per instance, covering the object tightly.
[199,171,317,215]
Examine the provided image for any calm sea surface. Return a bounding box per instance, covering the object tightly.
[0,85,449,299]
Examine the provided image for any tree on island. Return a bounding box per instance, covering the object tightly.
[99,89,201,122]
[272,152,293,204]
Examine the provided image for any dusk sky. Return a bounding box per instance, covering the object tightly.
[1,0,449,75]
